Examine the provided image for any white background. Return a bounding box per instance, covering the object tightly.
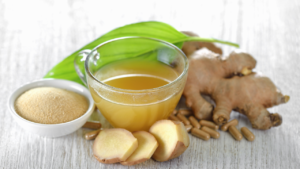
[0,0,299,168]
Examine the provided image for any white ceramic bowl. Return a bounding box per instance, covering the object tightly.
[8,79,95,138]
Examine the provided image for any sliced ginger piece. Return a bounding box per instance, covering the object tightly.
[93,128,138,164]
[149,120,190,162]
[121,131,158,166]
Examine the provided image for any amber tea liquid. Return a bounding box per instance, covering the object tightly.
[89,59,183,131]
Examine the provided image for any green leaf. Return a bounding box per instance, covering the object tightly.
[44,21,238,85]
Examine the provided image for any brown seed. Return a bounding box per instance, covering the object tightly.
[85,129,101,140]
[178,109,192,116]
[185,125,193,133]
[191,128,210,140]
[221,119,238,131]
[199,120,219,130]
[201,126,220,139]
[228,126,243,141]
[172,109,178,115]
[82,121,102,130]
[177,114,191,125]
[188,116,201,129]
[169,114,180,121]
[241,127,255,141]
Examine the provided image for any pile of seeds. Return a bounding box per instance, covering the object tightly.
[169,109,255,141]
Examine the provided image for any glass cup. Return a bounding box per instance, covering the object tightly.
[74,37,189,131]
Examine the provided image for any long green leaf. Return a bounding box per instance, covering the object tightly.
[44,21,238,85]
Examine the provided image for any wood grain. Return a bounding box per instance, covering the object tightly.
[0,0,299,168]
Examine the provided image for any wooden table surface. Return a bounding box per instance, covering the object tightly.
[1,0,299,168]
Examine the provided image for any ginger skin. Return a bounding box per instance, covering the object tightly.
[183,49,257,120]
[212,73,287,129]
[182,43,289,129]
[181,31,223,56]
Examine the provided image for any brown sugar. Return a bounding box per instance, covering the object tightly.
[14,87,89,124]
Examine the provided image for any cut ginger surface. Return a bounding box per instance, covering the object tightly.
[149,120,190,161]
[93,128,138,164]
[121,131,158,166]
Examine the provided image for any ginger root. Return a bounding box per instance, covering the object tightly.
[182,36,289,130]
[182,31,223,56]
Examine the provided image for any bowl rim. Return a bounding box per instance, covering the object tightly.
[7,78,95,128]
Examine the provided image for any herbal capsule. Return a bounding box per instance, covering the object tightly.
[172,109,178,115]
[199,120,219,130]
[178,109,192,116]
[177,114,191,125]
[221,119,238,131]
[169,114,180,122]
[188,116,201,129]
[85,129,101,140]
[201,126,220,139]
[228,126,243,141]
[82,121,102,130]
[191,128,210,140]
[185,124,193,133]
[241,127,255,141]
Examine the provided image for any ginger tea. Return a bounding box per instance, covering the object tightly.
[89,59,183,131]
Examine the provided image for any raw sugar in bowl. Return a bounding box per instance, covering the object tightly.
[74,37,189,132]
[8,79,95,137]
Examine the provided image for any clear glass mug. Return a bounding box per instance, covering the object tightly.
[74,37,189,131]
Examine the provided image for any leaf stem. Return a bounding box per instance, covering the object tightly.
[172,36,239,48]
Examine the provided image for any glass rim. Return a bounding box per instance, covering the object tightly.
[85,36,189,93]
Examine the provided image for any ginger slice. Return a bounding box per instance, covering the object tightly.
[93,128,138,164]
[149,120,190,162]
[121,131,158,166]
